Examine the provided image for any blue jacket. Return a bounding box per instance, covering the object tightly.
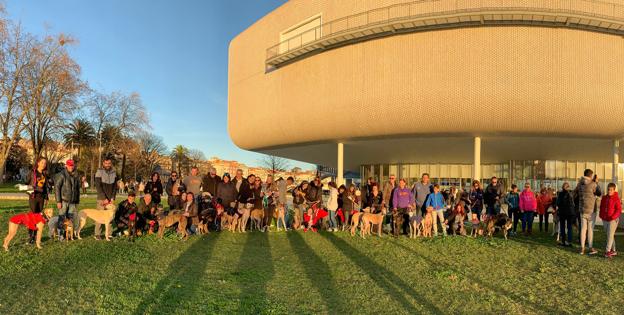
[505,192,520,209]
[425,192,446,211]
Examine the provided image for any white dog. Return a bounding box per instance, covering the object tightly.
[76,204,116,241]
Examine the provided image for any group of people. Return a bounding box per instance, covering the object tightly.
[2,156,621,259]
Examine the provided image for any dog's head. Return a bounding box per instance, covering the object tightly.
[104,203,116,211]
[43,208,54,219]
[63,217,74,229]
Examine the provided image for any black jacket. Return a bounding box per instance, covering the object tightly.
[556,190,575,218]
[306,184,321,203]
[202,174,221,197]
[237,180,253,203]
[115,200,137,226]
[144,180,163,205]
[484,184,503,207]
[26,169,49,199]
[216,181,237,208]
[54,169,80,204]
[364,192,383,212]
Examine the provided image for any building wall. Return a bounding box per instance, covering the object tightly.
[229,0,624,151]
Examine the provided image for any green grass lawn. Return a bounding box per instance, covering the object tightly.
[1,198,623,314]
[0,182,19,193]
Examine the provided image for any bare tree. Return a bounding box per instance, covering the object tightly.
[259,154,290,175]
[136,132,166,178]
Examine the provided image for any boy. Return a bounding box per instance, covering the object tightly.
[425,184,447,236]
[599,183,621,258]
[505,185,520,236]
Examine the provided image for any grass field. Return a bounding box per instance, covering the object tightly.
[1,198,623,314]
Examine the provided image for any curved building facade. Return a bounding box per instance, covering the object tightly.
[228,0,624,191]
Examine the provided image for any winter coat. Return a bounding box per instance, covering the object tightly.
[95,167,117,201]
[519,190,537,212]
[364,191,383,212]
[392,187,414,209]
[201,174,221,197]
[144,180,163,205]
[536,192,552,215]
[54,168,80,204]
[216,181,237,208]
[382,181,396,208]
[327,187,338,211]
[342,192,359,212]
[484,184,504,207]
[469,188,484,212]
[573,177,598,216]
[237,180,253,204]
[599,192,621,222]
[556,190,575,218]
[425,192,446,211]
[505,192,520,210]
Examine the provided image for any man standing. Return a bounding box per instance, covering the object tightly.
[574,169,599,255]
[183,167,202,203]
[233,169,245,193]
[54,159,80,241]
[413,173,433,216]
[484,176,504,217]
[95,156,118,240]
[202,167,221,197]
[165,171,181,211]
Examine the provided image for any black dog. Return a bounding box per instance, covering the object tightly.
[392,209,405,237]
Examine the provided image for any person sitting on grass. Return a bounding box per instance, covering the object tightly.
[519,183,537,236]
[181,192,198,235]
[426,184,447,237]
[137,193,158,234]
[599,183,621,258]
[114,192,138,237]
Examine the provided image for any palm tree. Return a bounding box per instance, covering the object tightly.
[64,118,96,159]
[170,145,189,175]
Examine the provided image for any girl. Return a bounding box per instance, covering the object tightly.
[26,157,50,244]
[326,182,339,232]
[537,187,553,232]
[519,183,537,236]
[182,192,198,235]
[144,172,163,205]
[556,182,575,247]
[469,180,484,220]
[342,184,358,230]
[599,183,621,258]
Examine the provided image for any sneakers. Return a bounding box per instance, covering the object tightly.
[588,248,598,255]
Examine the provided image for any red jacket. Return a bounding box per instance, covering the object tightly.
[599,193,621,222]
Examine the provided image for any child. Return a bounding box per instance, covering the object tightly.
[425,184,447,237]
[505,185,521,236]
[519,183,537,236]
[3,212,46,251]
[303,208,315,232]
[599,183,621,258]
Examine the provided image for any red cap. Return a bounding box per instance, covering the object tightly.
[66,159,75,167]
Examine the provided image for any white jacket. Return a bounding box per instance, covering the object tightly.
[327,187,338,211]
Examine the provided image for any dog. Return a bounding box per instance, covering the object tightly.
[157,213,188,240]
[126,213,138,242]
[446,213,466,236]
[292,209,301,230]
[43,208,60,240]
[274,204,287,232]
[360,209,386,239]
[485,213,513,240]
[421,207,433,238]
[350,211,362,236]
[391,208,406,237]
[408,210,424,239]
[237,203,252,233]
[76,203,116,241]
[250,209,264,231]
[63,217,75,241]
[469,214,486,237]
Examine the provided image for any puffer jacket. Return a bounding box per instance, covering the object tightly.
[599,192,621,222]
[519,190,537,212]
[54,169,80,204]
[573,177,598,216]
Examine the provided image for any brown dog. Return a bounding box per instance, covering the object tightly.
[237,204,251,233]
[77,204,116,241]
[421,207,434,238]
[360,209,386,239]
[157,213,188,240]
[63,217,75,241]
[250,209,264,231]
[486,213,513,240]
[350,212,362,236]
[274,204,287,232]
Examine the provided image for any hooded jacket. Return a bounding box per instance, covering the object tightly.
[54,168,80,204]
[599,192,621,222]
[573,176,598,216]
[519,190,537,212]
[95,167,117,201]
[556,190,575,218]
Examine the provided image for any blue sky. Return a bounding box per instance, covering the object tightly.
[6,0,314,170]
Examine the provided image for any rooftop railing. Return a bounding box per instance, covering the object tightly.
[266,0,624,67]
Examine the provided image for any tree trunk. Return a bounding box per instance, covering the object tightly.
[121,153,127,180]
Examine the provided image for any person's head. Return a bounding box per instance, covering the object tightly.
[314,177,321,186]
[389,174,396,183]
[491,177,498,186]
[186,192,194,203]
[65,159,75,173]
[561,182,570,191]
[421,173,430,184]
[307,208,313,215]
[608,183,617,196]
[367,177,373,184]
[127,192,136,203]
[222,173,231,183]
[254,177,262,188]
[181,192,187,201]
[472,180,480,189]
[511,184,518,193]
[348,184,356,193]
[399,178,406,189]
[524,182,531,191]
[102,157,112,170]
[287,176,294,185]
[433,184,440,193]
[35,157,47,172]
[371,183,379,194]
[328,181,337,189]
[301,181,309,190]
[458,200,465,208]
[209,167,216,176]
[191,167,198,176]
[143,193,152,204]
[583,169,594,178]
[235,169,243,179]
[247,174,256,183]
[151,172,160,182]
[171,171,178,180]
[338,184,346,194]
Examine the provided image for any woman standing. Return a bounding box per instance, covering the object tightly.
[326,182,339,232]
[519,183,537,236]
[469,180,484,220]
[216,173,237,215]
[364,183,384,214]
[556,182,575,247]
[26,157,50,244]
[342,184,359,230]
[537,187,553,232]
[336,185,347,230]
[144,172,163,205]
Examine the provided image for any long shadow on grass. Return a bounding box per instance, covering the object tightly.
[132,233,221,314]
[386,239,560,314]
[321,233,442,314]
[234,231,274,313]
[286,231,344,312]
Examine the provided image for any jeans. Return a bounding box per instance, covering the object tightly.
[328,210,337,229]
[559,216,573,244]
[509,208,521,232]
[486,204,500,216]
[539,213,550,232]
[580,213,595,249]
[57,202,78,234]
[605,219,619,253]
[522,211,535,232]
[432,209,447,236]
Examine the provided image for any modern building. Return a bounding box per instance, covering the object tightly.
[228,0,624,193]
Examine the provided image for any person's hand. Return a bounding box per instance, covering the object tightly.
[57,202,62,210]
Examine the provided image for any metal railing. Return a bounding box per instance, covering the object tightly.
[266,0,624,63]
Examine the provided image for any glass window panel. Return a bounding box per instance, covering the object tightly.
[429,164,439,178]
[604,163,613,181]
[439,164,449,178]
[389,165,398,179]
[567,161,576,179]
[546,161,556,179]
[523,161,533,179]
[556,160,566,178]
[576,162,585,178]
